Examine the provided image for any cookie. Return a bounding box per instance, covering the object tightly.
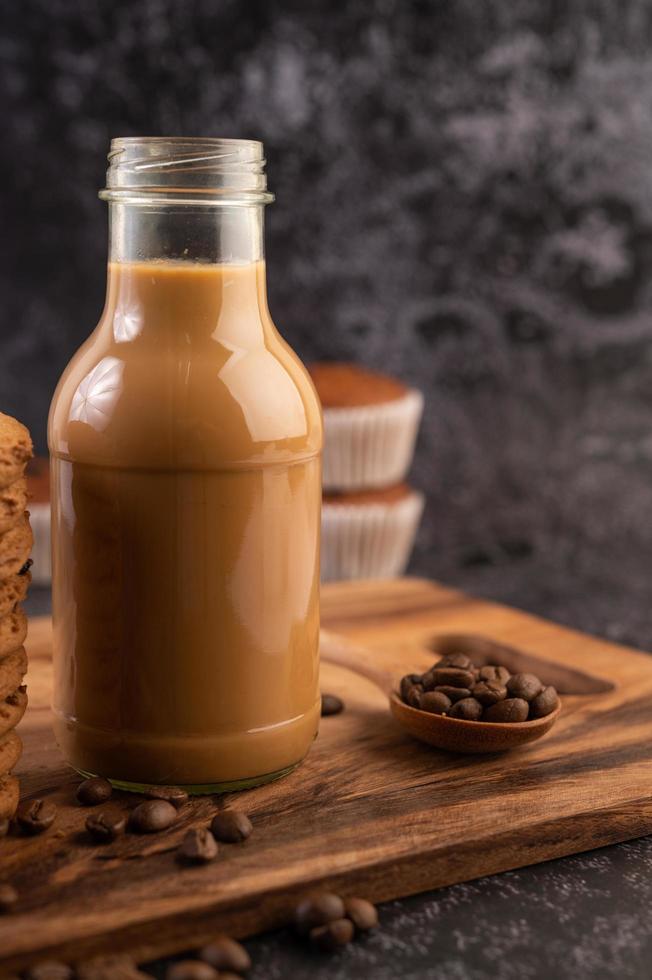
[0,647,27,701]
[0,567,31,618]
[0,729,21,775]
[0,685,27,737]
[0,476,28,535]
[0,772,19,819]
[0,513,33,580]
[0,413,32,490]
[0,605,27,657]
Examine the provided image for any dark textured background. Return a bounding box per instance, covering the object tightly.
[3,0,652,646]
[3,3,652,977]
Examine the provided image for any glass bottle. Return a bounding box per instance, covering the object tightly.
[49,138,323,791]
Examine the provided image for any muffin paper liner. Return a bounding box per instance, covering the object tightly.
[322,389,424,491]
[29,503,51,585]
[321,490,424,582]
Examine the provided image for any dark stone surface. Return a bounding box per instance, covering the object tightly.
[8,3,652,975]
[3,1,652,653]
[147,838,652,979]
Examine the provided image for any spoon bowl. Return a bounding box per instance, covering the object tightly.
[319,629,562,755]
[389,690,561,753]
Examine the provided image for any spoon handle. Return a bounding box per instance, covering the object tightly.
[319,629,396,696]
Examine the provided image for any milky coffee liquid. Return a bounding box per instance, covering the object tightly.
[49,261,322,789]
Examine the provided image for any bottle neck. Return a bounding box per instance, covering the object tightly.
[108,202,265,265]
[103,203,270,345]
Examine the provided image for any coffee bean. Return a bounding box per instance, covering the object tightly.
[406,684,423,707]
[17,798,57,835]
[76,776,113,806]
[530,685,560,718]
[321,693,344,716]
[400,674,423,701]
[0,882,18,913]
[144,785,189,809]
[309,917,355,951]
[434,685,471,702]
[428,667,475,689]
[418,691,451,715]
[434,653,473,670]
[484,698,530,723]
[199,935,251,972]
[86,809,127,843]
[344,896,378,932]
[166,961,218,980]
[24,961,74,980]
[210,809,253,843]
[129,799,177,833]
[0,817,9,837]
[178,828,218,864]
[77,955,150,979]
[506,673,544,702]
[472,681,507,706]
[294,891,346,934]
[448,697,483,721]
[478,665,511,684]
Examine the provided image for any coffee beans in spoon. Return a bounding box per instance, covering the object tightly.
[399,656,559,722]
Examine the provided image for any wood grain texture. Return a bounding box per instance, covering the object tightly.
[2,577,652,974]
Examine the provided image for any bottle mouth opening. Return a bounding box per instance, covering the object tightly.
[100,137,274,206]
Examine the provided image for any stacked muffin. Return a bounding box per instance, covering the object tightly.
[309,363,424,581]
[0,413,33,822]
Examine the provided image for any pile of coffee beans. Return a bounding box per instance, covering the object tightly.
[400,652,559,722]
[293,890,378,951]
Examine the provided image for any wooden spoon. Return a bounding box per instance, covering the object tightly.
[320,629,561,754]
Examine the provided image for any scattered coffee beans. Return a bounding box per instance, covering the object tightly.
[16,798,57,835]
[399,656,559,724]
[0,882,17,913]
[210,809,252,843]
[178,828,218,864]
[294,890,378,953]
[199,935,251,973]
[166,962,218,980]
[321,693,344,716]
[76,776,113,806]
[129,799,178,834]
[86,810,127,844]
[23,961,74,980]
[144,785,189,809]
[75,954,150,979]
[309,918,355,951]
[294,891,345,934]
[344,896,379,932]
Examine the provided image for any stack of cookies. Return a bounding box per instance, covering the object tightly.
[309,363,424,581]
[0,412,33,823]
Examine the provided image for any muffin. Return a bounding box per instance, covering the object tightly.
[321,483,424,582]
[309,363,424,491]
[26,457,51,585]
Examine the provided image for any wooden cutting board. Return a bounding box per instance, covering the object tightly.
[3,577,652,973]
